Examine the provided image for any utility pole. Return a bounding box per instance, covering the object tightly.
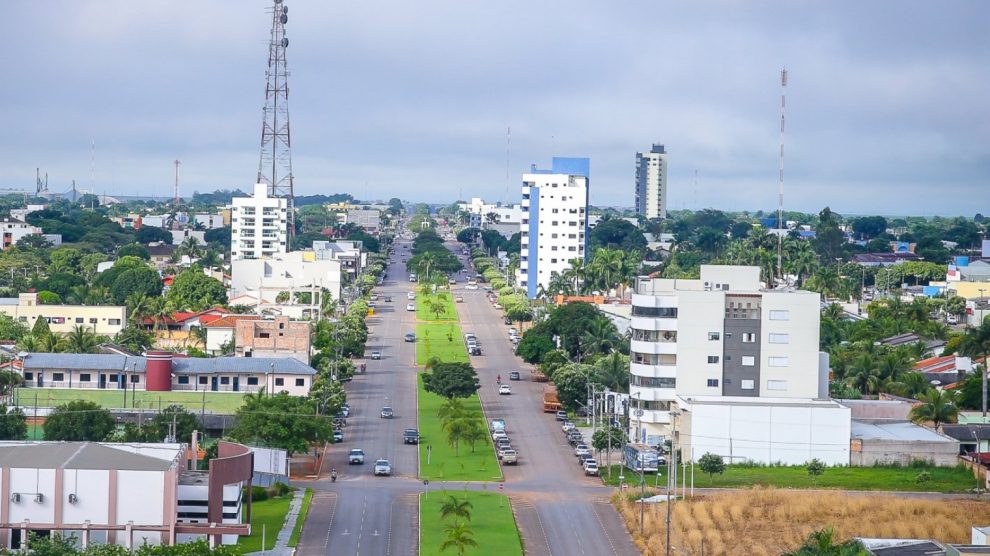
[666,411,678,556]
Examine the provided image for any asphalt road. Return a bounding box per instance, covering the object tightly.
[297,232,639,555]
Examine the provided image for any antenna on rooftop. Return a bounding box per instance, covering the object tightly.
[173,159,181,206]
[776,67,787,283]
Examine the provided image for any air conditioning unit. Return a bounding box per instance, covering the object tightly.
[34,493,44,503]
[10,493,20,503]
[68,493,78,504]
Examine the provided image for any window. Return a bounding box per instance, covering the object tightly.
[767,380,788,391]
[129,375,139,383]
[80,373,91,382]
[708,332,720,341]
[53,373,64,382]
[769,333,790,344]
[741,379,755,390]
[24,372,33,381]
[769,310,790,321]
[220,377,230,385]
[275,378,285,386]
[259,332,270,339]
[707,356,719,364]
[109,319,121,326]
[768,356,790,367]
[295,378,305,387]
[742,333,756,343]
[89,318,98,324]
[178,376,190,385]
[706,379,719,387]
[631,306,678,318]
[630,375,676,388]
[741,356,756,366]
[247,377,259,386]
[199,376,208,385]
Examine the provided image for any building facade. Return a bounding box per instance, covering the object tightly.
[629,265,828,446]
[634,143,668,220]
[230,183,288,261]
[234,317,311,363]
[518,157,590,299]
[0,293,126,335]
[229,250,343,314]
[1,218,45,250]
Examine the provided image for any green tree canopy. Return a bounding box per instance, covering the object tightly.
[0,405,27,440]
[231,391,332,455]
[167,269,227,311]
[44,400,115,441]
[423,362,480,399]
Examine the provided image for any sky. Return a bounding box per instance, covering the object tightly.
[2,1,988,216]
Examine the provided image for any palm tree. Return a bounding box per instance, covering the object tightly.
[783,526,868,556]
[845,354,880,395]
[593,352,630,393]
[16,335,41,353]
[39,332,63,354]
[126,292,152,326]
[440,521,479,556]
[178,237,202,259]
[580,318,620,358]
[438,495,474,522]
[909,389,959,429]
[960,320,990,417]
[199,249,223,272]
[0,370,24,397]
[62,325,101,354]
[564,258,586,294]
[436,398,467,424]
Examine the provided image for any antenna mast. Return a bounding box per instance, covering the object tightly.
[776,68,787,283]
[173,160,181,206]
[257,0,295,237]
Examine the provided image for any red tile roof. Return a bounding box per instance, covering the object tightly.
[202,315,263,329]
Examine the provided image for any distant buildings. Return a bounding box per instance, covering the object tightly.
[634,143,668,220]
[0,293,126,335]
[518,157,590,299]
[340,209,382,233]
[230,183,288,261]
[234,316,311,363]
[229,248,345,316]
[1,218,47,250]
[457,198,524,237]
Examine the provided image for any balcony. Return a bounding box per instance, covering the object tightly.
[630,339,677,355]
[630,316,678,332]
[630,361,677,378]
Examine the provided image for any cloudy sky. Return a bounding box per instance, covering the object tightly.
[3,1,988,215]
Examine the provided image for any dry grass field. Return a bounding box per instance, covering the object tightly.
[615,487,990,555]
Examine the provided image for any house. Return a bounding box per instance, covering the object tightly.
[850,419,959,466]
[853,252,922,266]
[0,218,45,250]
[311,240,365,277]
[939,424,990,456]
[341,209,382,232]
[878,333,946,356]
[18,351,316,397]
[171,229,207,247]
[915,355,973,386]
[147,242,177,267]
[229,251,342,313]
[235,316,311,363]
[0,440,252,549]
[0,293,126,335]
[202,315,263,355]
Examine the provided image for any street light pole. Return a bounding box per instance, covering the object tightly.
[666,411,678,556]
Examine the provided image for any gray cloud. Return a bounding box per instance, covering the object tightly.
[2,0,987,215]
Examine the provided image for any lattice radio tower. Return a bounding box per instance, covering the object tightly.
[258,0,295,236]
[776,67,787,282]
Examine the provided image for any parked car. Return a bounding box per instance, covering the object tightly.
[567,432,585,446]
[407,291,416,300]
[449,278,456,284]
[469,346,482,356]
[947,314,959,325]
[504,317,513,325]
[380,406,394,419]
[579,453,596,467]
[509,371,521,381]
[333,429,344,443]
[370,351,381,360]
[584,461,599,476]
[574,444,591,457]
[406,303,416,311]
[497,445,514,459]
[500,449,519,465]
[496,438,512,451]
[403,428,420,444]
[490,418,506,432]
[562,421,576,432]
[492,430,507,441]
[455,296,464,303]
[374,459,392,476]
[498,384,512,395]
[555,411,568,421]
[508,328,518,336]
[404,332,417,342]
[348,449,365,464]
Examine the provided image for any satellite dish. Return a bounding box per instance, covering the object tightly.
[280,14,287,24]
[282,37,289,48]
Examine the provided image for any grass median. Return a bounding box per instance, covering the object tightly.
[416,323,470,365]
[418,375,502,482]
[416,291,458,321]
[420,491,523,556]
[600,462,978,493]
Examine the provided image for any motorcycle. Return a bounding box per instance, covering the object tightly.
[331,469,338,483]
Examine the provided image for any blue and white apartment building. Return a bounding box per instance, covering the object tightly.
[517,157,590,299]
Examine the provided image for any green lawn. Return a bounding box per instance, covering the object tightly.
[238,494,292,553]
[416,323,470,365]
[287,488,313,547]
[14,387,247,413]
[418,375,502,482]
[420,491,523,556]
[416,291,458,321]
[600,463,979,493]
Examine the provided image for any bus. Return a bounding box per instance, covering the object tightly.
[623,443,661,474]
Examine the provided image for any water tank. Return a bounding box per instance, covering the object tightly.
[145,351,173,392]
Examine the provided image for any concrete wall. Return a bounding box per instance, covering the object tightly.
[850,438,959,467]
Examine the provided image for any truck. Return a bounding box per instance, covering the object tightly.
[543,385,562,413]
[623,443,661,474]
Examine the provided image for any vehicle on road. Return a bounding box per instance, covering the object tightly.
[500,449,519,465]
[492,430,507,441]
[579,453,595,467]
[496,439,511,452]
[403,428,420,444]
[374,459,392,476]
[504,316,513,325]
[498,384,512,395]
[348,449,365,464]
[333,430,344,443]
[947,314,959,325]
[554,410,568,421]
[509,371,520,381]
[455,296,464,303]
[340,405,350,418]
[384,296,392,302]
[584,461,599,475]
[567,431,585,446]
[380,406,394,419]
[544,385,563,413]
[490,418,506,432]
[404,332,416,342]
[562,421,576,432]
[574,444,591,457]
[406,303,415,311]
[409,273,418,282]
[508,327,518,336]
[407,291,416,300]
[370,294,379,301]
[624,443,661,473]
[469,346,482,356]
[370,351,381,360]
[449,278,456,285]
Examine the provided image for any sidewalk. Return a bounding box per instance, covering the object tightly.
[245,488,305,556]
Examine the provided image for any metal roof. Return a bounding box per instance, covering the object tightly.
[21,353,316,376]
[941,424,990,441]
[0,442,181,471]
[23,353,148,372]
[851,420,957,443]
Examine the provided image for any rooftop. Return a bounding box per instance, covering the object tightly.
[21,352,317,375]
[851,420,957,443]
[676,395,845,409]
[0,441,183,471]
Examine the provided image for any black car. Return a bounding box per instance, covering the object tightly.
[509,371,521,381]
[469,346,482,356]
[504,317,513,325]
[403,428,420,444]
[567,432,584,446]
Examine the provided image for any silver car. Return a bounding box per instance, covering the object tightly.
[374,459,392,476]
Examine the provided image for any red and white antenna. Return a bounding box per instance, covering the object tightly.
[173,159,181,205]
[776,67,787,282]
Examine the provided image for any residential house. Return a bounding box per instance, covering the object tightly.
[852,252,922,266]
[235,316,311,363]
[229,251,341,318]
[914,355,973,387]
[850,419,959,466]
[202,315,263,355]
[0,293,126,335]
[1,218,45,250]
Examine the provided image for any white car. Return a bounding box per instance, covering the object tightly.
[584,461,599,476]
[407,291,416,300]
[407,303,416,311]
[498,384,511,395]
[374,459,392,476]
[574,444,591,457]
[562,421,576,433]
[492,430,507,441]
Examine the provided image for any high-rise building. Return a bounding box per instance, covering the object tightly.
[634,143,668,219]
[628,265,841,458]
[230,183,288,261]
[518,158,590,299]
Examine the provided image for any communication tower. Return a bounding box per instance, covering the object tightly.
[257,0,295,236]
[776,68,787,282]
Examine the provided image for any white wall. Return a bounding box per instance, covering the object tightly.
[116,471,165,545]
[760,291,821,398]
[7,468,56,524]
[61,469,111,525]
[206,328,234,353]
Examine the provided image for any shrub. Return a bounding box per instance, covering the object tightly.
[273,481,291,496]
[249,486,268,502]
[916,471,932,483]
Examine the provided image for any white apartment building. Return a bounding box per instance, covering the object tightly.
[230,183,288,261]
[518,158,590,299]
[229,250,342,311]
[634,143,668,220]
[629,265,850,464]
[1,218,45,250]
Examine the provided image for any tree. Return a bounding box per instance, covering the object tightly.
[0,371,23,397]
[31,315,51,338]
[782,526,869,556]
[113,325,155,353]
[167,268,227,311]
[422,362,480,399]
[44,400,115,441]
[439,495,474,522]
[698,452,726,484]
[592,352,630,393]
[461,420,487,453]
[62,325,102,353]
[456,227,480,244]
[908,389,959,429]
[118,243,150,260]
[552,364,592,410]
[0,405,27,440]
[141,404,200,443]
[0,314,29,342]
[589,218,647,254]
[48,247,82,273]
[960,321,990,414]
[806,458,826,486]
[231,391,333,455]
[591,426,626,453]
[440,521,479,556]
[851,216,888,239]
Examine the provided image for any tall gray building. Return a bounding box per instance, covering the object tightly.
[635,144,668,219]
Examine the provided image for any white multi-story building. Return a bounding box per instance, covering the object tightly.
[229,250,342,312]
[230,183,288,261]
[518,158,590,299]
[634,143,668,220]
[629,265,850,464]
